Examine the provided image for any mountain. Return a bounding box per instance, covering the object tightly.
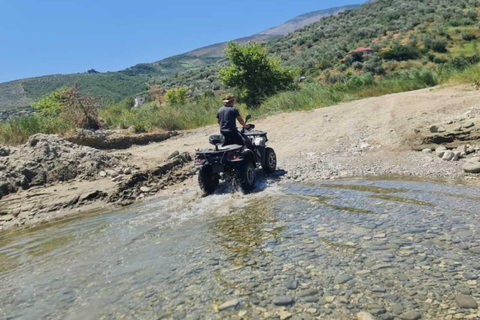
[173,5,360,59]
[0,4,360,112]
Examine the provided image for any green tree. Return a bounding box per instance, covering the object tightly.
[32,87,69,117]
[165,87,188,104]
[219,42,297,108]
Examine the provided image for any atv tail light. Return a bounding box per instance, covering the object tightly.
[197,157,203,163]
[232,155,237,160]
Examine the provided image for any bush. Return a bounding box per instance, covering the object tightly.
[381,45,421,61]
[462,32,477,41]
[430,40,448,53]
[352,61,363,70]
[347,73,375,90]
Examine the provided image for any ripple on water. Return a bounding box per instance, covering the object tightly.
[0,180,479,319]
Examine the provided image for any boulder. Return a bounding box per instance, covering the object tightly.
[442,151,455,161]
[463,122,475,129]
[0,146,10,157]
[435,146,447,158]
[456,145,468,156]
[429,125,439,133]
[463,157,480,173]
[168,151,180,160]
[454,126,463,132]
[422,149,432,153]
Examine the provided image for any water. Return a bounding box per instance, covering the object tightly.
[1,180,480,319]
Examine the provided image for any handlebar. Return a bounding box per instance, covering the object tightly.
[241,124,255,134]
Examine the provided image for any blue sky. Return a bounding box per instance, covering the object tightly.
[0,0,366,83]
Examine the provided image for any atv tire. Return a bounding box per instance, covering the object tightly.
[263,147,277,173]
[237,160,256,193]
[198,165,219,196]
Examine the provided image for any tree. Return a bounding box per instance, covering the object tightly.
[32,83,102,130]
[32,87,69,117]
[62,83,102,130]
[219,42,298,108]
[165,87,188,104]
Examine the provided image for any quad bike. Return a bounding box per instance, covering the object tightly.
[195,115,277,195]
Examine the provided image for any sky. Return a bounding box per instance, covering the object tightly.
[0,0,366,83]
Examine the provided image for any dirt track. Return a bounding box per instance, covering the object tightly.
[124,85,480,183]
[2,84,480,230]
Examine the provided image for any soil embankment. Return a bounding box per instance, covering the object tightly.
[1,85,480,230]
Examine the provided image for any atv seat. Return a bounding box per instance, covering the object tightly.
[218,144,243,152]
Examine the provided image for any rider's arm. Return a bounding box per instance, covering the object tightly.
[236,116,248,129]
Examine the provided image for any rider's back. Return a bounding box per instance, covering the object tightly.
[217,106,239,133]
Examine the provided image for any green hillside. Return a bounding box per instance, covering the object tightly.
[0,5,357,113]
[158,0,480,91]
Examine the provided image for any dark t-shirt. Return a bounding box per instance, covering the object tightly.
[217,105,240,132]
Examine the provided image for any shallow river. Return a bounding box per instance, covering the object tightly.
[1,179,480,320]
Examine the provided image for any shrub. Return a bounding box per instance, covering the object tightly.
[381,45,421,61]
[352,61,364,70]
[462,32,477,41]
[430,40,448,53]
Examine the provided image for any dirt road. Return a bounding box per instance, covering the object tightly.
[2,85,480,230]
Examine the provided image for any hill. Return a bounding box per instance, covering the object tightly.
[158,0,480,92]
[0,4,359,113]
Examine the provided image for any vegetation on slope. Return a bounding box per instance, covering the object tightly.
[2,0,480,145]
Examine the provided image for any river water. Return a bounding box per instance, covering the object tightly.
[0,179,479,320]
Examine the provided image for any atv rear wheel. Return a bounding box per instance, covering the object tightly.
[198,165,219,196]
[263,147,277,173]
[237,160,256,193]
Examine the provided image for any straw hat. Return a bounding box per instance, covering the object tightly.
[222,93,235,103]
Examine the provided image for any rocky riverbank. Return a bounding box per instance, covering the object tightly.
[0,134,195,230]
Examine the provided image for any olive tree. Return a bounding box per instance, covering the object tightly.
[219,42,298,108]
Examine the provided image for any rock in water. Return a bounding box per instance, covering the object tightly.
[335,274,353,284]
[218,299,240,311]
[455,295,478,309]
[273,296,294,306]
[399,310,421,320]
[286,278,298,290]
[357,312,376,320]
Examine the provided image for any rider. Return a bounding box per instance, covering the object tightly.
[217,94,250,146]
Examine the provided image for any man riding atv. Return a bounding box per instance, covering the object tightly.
[217,94,251,146]
[195,94,277,195]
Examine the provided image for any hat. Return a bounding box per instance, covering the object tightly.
[222,94,235,103]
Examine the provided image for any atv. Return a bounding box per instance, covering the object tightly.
[195,115,277,195]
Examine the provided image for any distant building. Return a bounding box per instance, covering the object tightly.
[347,47,375,56]
[134,97,145,108]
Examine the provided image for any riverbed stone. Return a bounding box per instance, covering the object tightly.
[273,296,294,306]
[455,295,478,309]
[218,299,240,311]
[286,278,297,290]
[469,247,480,254]
[357,311,376,320]
[399,310,421,320]
[297,288,319,297]
[335,274,353,284]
